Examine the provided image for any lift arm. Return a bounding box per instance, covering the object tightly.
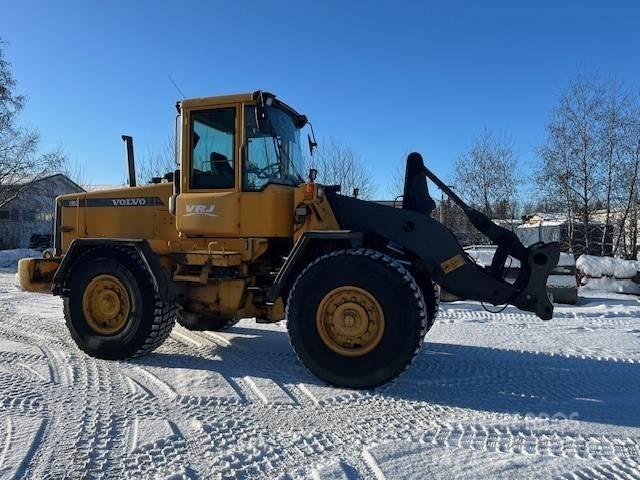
[326,153,560,320]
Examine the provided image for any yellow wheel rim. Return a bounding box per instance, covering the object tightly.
[82,274,131,335]
[316,286,385,357]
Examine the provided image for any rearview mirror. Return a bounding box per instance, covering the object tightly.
[308,133,318,156]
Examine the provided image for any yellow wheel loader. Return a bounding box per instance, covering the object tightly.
[18,91,560,388]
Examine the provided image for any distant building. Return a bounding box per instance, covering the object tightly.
[0,174,84,249]
[517,213,566,246]
[518,213,613,256]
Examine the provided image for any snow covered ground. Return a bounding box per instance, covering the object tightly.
[0,271,639,479]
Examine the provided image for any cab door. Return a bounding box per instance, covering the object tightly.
[176,105,241,237]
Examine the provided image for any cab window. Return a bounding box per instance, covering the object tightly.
[190,108,235,189]
[244,105,278,191]
[243,105,304,191]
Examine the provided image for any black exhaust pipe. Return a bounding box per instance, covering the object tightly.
[121,135,136,187]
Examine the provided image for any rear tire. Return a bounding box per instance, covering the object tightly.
[176,309,239,331]
[413,271,440,332]
[63,247,176,359]
[286,248,432,388]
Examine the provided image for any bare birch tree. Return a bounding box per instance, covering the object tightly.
[305,136,374,199]
[137,135,177,184]
[598,82,633,255]
[453,129,519,219]
[0,39,64,208]
[537,75,606,254]
[536,75,640,256]
[63,157,88,187]
[384,151,411,201]
[613,91,640,257]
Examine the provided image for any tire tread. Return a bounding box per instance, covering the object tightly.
[286,248,438,386]
[63,246,175,358]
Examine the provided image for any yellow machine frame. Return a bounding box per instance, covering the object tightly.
[21,92,338,323]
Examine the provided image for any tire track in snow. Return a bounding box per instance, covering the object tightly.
[128,366,178,399]
[242,376,297,405]
[39,346,72,385]
[0,416,47,479]
[420,423,640,461]
[170,326,217,349]
[124,418,190,478]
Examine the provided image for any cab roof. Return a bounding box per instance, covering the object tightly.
[179,92,255,109]
[178,91,304,119]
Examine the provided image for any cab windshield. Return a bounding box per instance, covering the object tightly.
[244,104,305,191]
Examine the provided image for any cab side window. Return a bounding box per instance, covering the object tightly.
[243,105,279,191]
[190,108,235,189]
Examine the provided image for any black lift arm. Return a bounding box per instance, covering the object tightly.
[327,152,560,320]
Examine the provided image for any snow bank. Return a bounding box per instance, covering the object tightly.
[576,255,639,279]
[576,255,640,295]
[580,277,640,295]
[0,249,41,270]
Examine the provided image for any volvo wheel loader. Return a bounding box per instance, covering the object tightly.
[18,91,560,388]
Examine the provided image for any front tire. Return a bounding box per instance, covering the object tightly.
[286,248,431,388]
[63,248,176,359]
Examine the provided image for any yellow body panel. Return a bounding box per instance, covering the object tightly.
[293,184,340,243]
[57,183,176,254]
[175,187,295,238]
[176,191,240,237]
[240,186,294,237]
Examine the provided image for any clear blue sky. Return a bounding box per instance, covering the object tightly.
[2,0,639,197]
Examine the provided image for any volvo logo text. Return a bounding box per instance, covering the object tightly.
[111,198,147,206]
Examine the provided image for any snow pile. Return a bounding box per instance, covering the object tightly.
[577,255,640,295]
[0,249,41,270]
[576,255,639,279]
[580,276,640,295]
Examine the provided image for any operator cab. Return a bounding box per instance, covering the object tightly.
[173,91,310,238]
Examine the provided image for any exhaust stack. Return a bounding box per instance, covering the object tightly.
[121,135,137,187]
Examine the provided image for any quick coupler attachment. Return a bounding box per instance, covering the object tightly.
[514,242,561,320]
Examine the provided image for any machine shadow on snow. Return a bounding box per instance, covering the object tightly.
[573,295,640,308]
[393,343,640,429]
[133,324,640,429]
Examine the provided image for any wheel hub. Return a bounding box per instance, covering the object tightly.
[316,286,385,357]
[82,274,131,335]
